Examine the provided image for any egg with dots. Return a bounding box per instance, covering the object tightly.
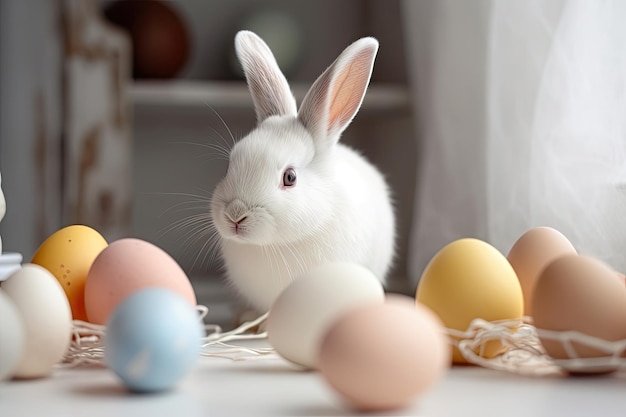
[416,238,523,364]
[319,295,450,412]
[31,224,108,321]
[507,227,577,316]
[532,254,626,374]
[84,238,196,325]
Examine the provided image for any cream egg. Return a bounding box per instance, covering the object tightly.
[0,289,25,380]
[2,264,72,378]
[266,262,384,369]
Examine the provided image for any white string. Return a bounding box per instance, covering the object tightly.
[60,305,626,375]
[449,317,626,375]
[59,320,107,368]
[59,306,274,368]
[534,328,626,373]
[447,318,563,376]
[199,312,278,361]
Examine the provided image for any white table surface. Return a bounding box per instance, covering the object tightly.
[2,342,626,417]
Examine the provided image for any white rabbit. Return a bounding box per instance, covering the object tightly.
[210,31,395,313]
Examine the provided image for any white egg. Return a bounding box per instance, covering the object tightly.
[2,264,72,378]
[266,262,385,369]
[0,289,25,380]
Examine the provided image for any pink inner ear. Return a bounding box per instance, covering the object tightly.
[328,49,373,132]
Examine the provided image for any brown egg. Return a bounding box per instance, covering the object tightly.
[318,295,450,412]
[532,254,626,372]
[507,227,576,316]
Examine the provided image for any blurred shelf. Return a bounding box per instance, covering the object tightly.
[130,80,411,112]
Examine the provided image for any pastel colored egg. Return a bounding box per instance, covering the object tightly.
[31,224,108,321]
[319,295,450,411]
[0,289,25,380]
[533,254,626,374]
[507,227,576,316]
[267,262,384,369]
[417,238,523,363]
[84,238,196,325]
[2,264,72,378]
[104,287,204,392]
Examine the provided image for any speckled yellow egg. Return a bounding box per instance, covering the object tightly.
[416,238,523,363]
[31,225,108,321]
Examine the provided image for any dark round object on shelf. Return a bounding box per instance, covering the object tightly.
[103,0,190,79]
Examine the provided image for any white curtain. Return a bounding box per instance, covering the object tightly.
[402,0,626,287]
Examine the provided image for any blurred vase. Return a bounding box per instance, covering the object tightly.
[103,0,190,79]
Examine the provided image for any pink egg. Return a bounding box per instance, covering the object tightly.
[319,295,450,411]
[84,238,196,324]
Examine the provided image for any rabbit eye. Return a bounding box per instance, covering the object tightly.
[282,168,297,188]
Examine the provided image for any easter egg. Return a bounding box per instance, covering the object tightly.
[267,262,384,369]
[104,288,204,392]
[0,289,25,380]
[416,238,523,363]
[2,264,72,378]
[319,295,450,411]
[31,224,108,321]
[507,227,576,316]
[84,238,196,325]
[533,254,626,373]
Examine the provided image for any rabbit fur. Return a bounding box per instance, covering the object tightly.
[210,31,396,313]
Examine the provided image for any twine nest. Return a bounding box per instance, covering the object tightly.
[61,309,626,377]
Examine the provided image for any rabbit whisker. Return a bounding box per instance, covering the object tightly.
[157,200,211,218]
[189,226,221,270]
[265,244,283,297]
[174,141,231,161]
[158,213,210,242]
[281,242,308,281]
[147,190,212,200]
[202,101,237,149]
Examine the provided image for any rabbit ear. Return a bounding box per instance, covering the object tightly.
[235,31,297,122]
[298,37,378,149]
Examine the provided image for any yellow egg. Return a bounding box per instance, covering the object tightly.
[416,238,523,364]
[31,225,108,321]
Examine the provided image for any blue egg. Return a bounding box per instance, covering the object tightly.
[104,287,204,392]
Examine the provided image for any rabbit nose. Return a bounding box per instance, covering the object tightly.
[225,199,249,223]
[233,216,248,234]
